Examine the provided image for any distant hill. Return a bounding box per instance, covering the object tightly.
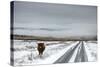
[11,34,97,41]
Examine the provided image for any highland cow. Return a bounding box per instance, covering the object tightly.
[37,42,45,57]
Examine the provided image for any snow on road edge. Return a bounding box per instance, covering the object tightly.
[83,42,97,62]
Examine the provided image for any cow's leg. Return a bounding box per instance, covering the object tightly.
[41,52,43,55]
[38,52,41,58]
[38,51,41,57]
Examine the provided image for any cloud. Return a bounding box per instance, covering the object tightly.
[13,1,97,37]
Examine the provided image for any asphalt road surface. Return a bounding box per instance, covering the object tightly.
[54,41,88,63]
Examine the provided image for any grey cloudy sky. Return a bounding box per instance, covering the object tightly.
[13,1,97,37]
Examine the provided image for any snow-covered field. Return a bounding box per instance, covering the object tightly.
[84,41,97,62]
[12,40,97,66]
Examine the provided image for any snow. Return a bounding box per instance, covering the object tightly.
[12,40,97,66]
[13,40,78,66]
[68,41,97,62]
[68,42,81,62]
[39,41,79,64]
[83,42,97,62]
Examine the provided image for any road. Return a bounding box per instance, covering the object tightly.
[54,41,88,63]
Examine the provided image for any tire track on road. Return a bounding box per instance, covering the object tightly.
[74,41,88,62]
[54,41,80,63]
